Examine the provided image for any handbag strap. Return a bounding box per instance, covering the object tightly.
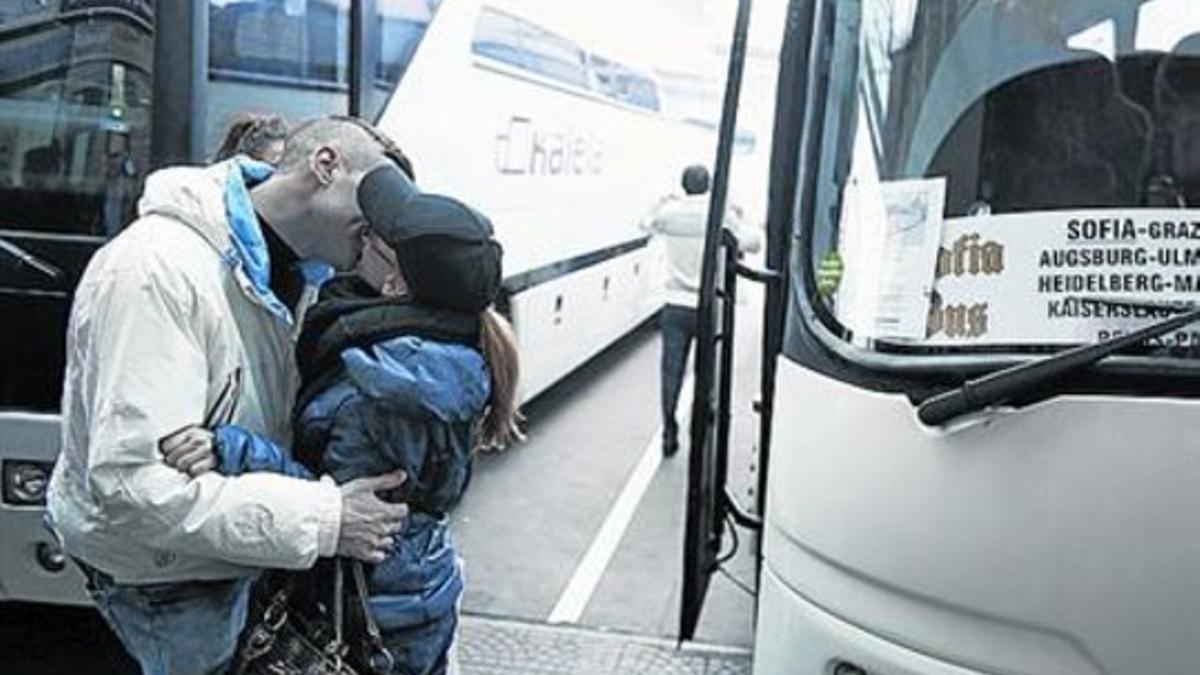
[333,557,346,643]
[230,572,298,675]
[343,558,394,674]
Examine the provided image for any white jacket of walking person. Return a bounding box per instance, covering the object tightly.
[47,158,343,584]
[639,165,761,308]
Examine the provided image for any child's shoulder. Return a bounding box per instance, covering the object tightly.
[342,336,489,418]
[366,334,484,373]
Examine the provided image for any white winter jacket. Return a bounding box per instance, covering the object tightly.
[640,194,760,308]
[47,159,341,584]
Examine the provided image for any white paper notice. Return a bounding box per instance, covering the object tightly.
[834,110,947,340]
[874,178,947,339]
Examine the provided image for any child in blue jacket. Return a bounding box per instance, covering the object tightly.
[163,164,521,674]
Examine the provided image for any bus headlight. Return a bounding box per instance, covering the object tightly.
[36,541,67,573]
[2,460,53,506]
[832,662,869,675]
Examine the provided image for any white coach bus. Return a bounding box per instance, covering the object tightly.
[685,0,1200,673]
[0,0,737,605]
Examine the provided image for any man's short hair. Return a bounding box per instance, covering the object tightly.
[682,164,710,195]
[277,115,414,180]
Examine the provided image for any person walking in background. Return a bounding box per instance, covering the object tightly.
[641,164,760,458]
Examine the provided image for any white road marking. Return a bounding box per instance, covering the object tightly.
[547,373,694,624]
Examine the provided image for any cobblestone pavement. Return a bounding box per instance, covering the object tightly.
[458,614,752,675]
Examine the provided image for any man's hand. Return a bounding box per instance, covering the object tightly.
[159,426,218,477]
[336,471,408,564]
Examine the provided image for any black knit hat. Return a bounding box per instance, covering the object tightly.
[357,165,503,313]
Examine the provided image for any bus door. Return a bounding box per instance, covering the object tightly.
[678,0,814,641]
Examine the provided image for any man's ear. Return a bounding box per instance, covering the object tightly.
[309,146,340,186]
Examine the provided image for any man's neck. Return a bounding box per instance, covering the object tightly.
[260,216,303,311]
[249,175,311,257]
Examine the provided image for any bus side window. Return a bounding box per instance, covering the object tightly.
[472,8,527,69]
[517,21,588,89]
[205,0,351,157]
[211,2,304,78]
[471,8,590,92]
[592,55,661,111]
[22,144,61,193]
[365,0,443,121]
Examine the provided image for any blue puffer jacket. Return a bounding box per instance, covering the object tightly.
[213,332,489,633]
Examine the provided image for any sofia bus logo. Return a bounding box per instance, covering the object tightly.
[935,233,1004,278]
[927,233,1005,339]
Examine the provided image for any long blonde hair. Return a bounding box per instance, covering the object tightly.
[477,307,523,450]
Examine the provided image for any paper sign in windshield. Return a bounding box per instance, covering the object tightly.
[924,210,1200,346]
[834,108,947,340]
[874,178,946,339]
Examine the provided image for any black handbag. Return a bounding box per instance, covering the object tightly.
[230,558,394,675]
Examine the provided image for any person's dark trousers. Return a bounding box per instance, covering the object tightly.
[660,304,697,457]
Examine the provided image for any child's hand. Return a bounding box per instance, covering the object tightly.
[158,426,218,477]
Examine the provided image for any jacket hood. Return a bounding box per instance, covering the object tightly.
[137,158,329,324]
[137,159,258,252]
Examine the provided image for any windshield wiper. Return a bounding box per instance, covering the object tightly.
[0,236,63,281]
[918,296,1200,426]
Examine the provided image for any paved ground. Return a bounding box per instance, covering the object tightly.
[455,283,765,648]
[459,615,751,675]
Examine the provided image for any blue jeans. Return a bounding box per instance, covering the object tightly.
[76,559,252,675]
[382,610,457,675]
[660,304,697,453]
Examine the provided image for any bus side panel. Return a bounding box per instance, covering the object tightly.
[759,358,1200,675]
[509,244,660,401]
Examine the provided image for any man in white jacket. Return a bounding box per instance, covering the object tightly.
[47,116,409,675]
[641,164,760,457]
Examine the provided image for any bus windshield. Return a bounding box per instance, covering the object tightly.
[805,0,1200,363]
[0,6,153,236]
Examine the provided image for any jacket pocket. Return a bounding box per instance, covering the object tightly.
[134,577,245,610]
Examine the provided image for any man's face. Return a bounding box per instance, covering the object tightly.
[356,231,408,296]
[306,148,375,271]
